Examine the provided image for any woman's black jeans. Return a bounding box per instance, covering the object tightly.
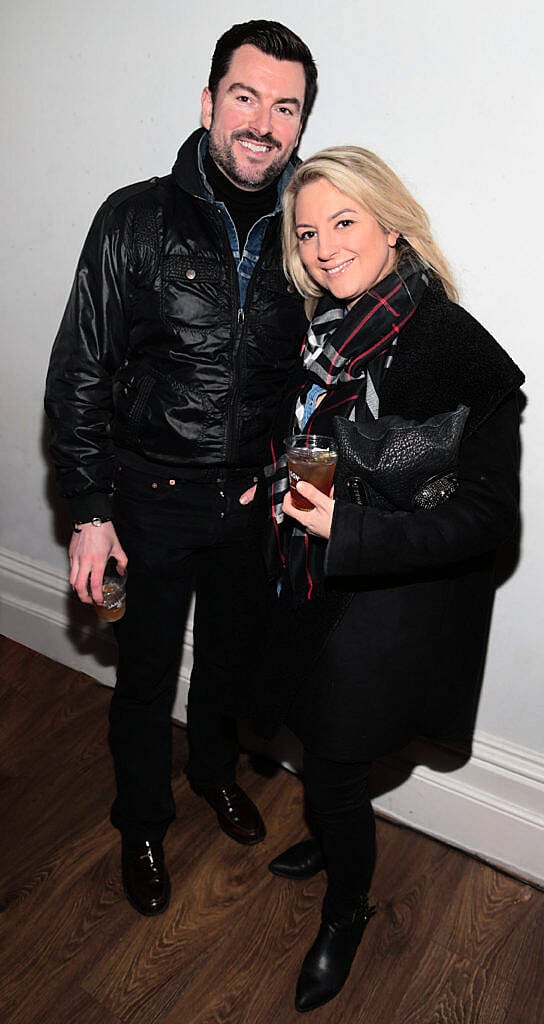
[109,463,265,841]
[303,750,376,922]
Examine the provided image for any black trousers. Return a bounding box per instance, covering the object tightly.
[109,463,265,841]
[303,750,376,922]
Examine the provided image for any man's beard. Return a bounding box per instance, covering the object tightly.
[208,128,289,191]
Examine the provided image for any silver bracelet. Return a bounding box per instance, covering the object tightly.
[72,516,112,533]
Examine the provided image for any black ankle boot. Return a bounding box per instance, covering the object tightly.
[295,896,376,1013]
[268,838,325,880]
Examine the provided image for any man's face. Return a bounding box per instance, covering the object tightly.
[201,44,306,191]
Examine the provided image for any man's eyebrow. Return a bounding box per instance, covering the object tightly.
[226,82,301,110]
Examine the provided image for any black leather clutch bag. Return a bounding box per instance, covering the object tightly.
[333,405,469,511]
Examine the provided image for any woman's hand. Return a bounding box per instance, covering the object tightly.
[283,482,335,539]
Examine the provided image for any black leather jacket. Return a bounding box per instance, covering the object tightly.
[45,130,307,518]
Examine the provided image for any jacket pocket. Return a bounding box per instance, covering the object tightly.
[114,367,211,455]
[160,254,226,330]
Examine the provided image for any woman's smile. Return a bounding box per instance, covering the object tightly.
[322,258,355,276]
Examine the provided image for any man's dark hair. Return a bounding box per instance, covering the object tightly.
[208,20,318,124]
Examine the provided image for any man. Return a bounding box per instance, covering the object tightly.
[45,20,317,916]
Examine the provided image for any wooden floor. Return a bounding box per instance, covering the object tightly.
[0,636,542,1024]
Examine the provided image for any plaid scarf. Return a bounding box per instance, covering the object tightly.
[264,259,429,603]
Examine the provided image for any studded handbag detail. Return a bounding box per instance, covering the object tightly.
[333,405,470,511]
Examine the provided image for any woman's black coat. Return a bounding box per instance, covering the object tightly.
[264,282,524,762]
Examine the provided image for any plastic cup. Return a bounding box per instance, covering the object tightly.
[93,557,126,622]
[284,434,338,511]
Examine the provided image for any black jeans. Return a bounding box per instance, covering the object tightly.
[109,463,265,841]
[303,750,376,922]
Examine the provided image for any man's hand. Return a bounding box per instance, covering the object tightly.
[283,482,335,540]
[68,522,128,604]
[239,484,257,505]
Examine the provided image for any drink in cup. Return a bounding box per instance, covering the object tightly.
[92,557,126,622]
[284,435,338,511]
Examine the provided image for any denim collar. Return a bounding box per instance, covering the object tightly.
[197,132,295,306]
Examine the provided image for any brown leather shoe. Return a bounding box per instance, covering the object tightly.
[121,838,171,916]
[202,784,266,845]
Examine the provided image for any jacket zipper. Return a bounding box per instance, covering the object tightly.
[198,200,268,466]
[220,211,267,467]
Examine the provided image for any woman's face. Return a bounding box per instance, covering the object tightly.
[294,178,399,308]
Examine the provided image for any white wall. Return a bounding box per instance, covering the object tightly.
[1,1,543,879]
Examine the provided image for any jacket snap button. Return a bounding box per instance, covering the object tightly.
[169,479,176,486]
[185,268,196,280]
[287,284,294,293]
[151,482,158,489]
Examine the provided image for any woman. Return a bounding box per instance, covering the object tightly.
[259,147,524,1013]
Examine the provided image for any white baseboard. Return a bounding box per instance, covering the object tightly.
[371,734,544,888]
[2,545,543,887]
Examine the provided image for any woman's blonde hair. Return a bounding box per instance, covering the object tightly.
[282,146,458,317]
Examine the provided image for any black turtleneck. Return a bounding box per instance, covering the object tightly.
[204,150,279,249]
